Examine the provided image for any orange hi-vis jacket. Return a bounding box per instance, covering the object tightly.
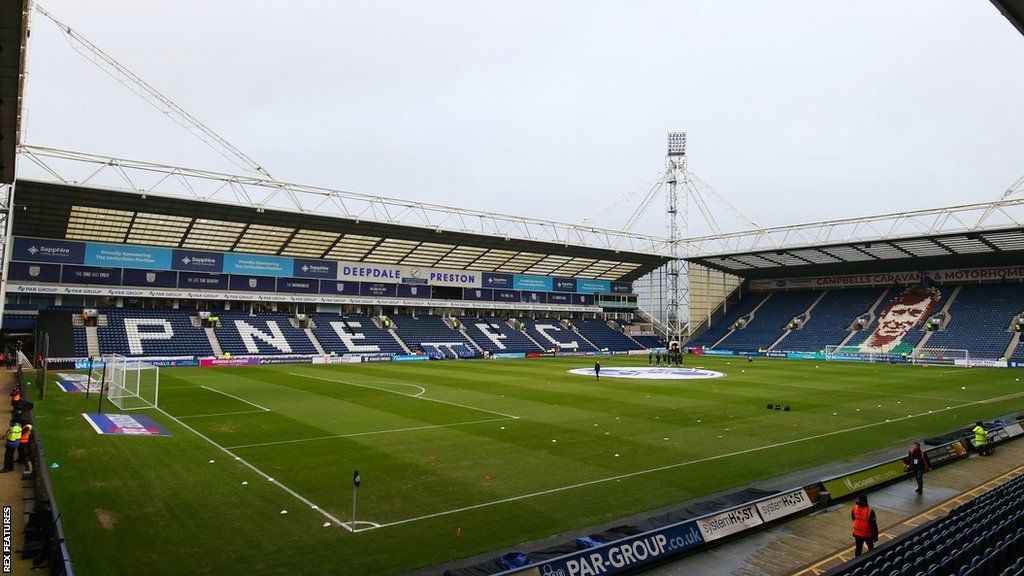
[11,390,20,403]
[852,504,874,538]
[19,424,32,444]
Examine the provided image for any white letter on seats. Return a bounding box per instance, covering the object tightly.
[535,324,579,350]
[235,320,292,353]
[330,322,379,352]
[475,323,507,350]
[124,318,174,355]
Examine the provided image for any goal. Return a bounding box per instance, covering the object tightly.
[103,354,160,410]
[910,347,970,366]
[824,345,883,363]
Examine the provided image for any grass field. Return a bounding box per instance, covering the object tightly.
[34,355,1024,575]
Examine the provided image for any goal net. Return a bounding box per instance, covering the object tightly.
[825,345,970,365]
[103,354,160,410]
[910,347,970,365]
[824,345,883,363]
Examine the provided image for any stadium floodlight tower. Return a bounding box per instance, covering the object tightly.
[665,132,688,343]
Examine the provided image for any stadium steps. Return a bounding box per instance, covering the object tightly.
[389,328,412,354]
[459,326,485,354]
[768,290,829,351]
[566,319,601,350]
[85,326,100,357]
[304,328,326,355]
[515,320,548,350]
[838,287,893,347]
[712,292,774,348]
[1005,331,1021,360]
[204,327,223,356]
[911,285,961,357]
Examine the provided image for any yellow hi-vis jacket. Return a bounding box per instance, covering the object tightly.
[974,425,988,446]
[6,424,22,442]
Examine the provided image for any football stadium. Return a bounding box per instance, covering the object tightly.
[3,2,1024,576]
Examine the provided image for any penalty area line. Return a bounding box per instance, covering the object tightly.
[200,385,271,412]
[177,410,269,420]
[154,407,356,531]
[287,372,520,419]
[361,389,1024,532]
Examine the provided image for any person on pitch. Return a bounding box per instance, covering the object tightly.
[905,442,930,493]
[851,494,879,556]
[594,361,601,380]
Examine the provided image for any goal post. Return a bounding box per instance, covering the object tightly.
[103,354,160,410]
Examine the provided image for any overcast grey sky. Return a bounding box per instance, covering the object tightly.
[20,0,1024,238]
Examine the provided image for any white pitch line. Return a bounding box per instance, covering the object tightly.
[155,407,353,530]
[288,372,520,419]
[201,385,271,412]
[225,416,516,450]
[758,379,965,403]
[178,409,269,420]
[361,389,1024,531]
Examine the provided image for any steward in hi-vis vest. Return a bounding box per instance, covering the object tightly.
[851,494,878,556]
[974,422,991,456]
[2,421,22,472]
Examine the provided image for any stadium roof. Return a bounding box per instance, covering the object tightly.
[12,179,670,282]
[0,0,28,184]
[686,225,1024,280]
[991,0,1024,37]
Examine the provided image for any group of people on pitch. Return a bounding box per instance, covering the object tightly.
[2,384,33,473]
[851,426,993,556]
[647,349,683,366]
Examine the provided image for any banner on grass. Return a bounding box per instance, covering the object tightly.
[822,459,908,500]
[82,413,171,436]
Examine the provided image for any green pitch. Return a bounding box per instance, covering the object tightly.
[35,356,1024,575]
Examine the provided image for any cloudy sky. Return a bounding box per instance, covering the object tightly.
[20,0,1024,238]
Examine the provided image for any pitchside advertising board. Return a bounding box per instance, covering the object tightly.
[11,236,633,294]
[749,264,1024,291]
[501,488,813,576]
[821,460,909,500]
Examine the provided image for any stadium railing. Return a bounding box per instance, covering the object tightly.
[17,367,75,576]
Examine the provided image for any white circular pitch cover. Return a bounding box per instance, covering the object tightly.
[567,366,725,380]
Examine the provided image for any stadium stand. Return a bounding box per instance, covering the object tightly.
[924,284,1024,359]
[687,292,769,349]
[310,313,405,356]
[97,308,213,357]
[391,314,479,358]
[630,335,666,348]
[459,317,542,354]
[215,311,319,356]
[778,287,886,352]
[519,317,597,352]
[573,319,644,351]
[830,472,1024,576]
[717,290,821,351]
